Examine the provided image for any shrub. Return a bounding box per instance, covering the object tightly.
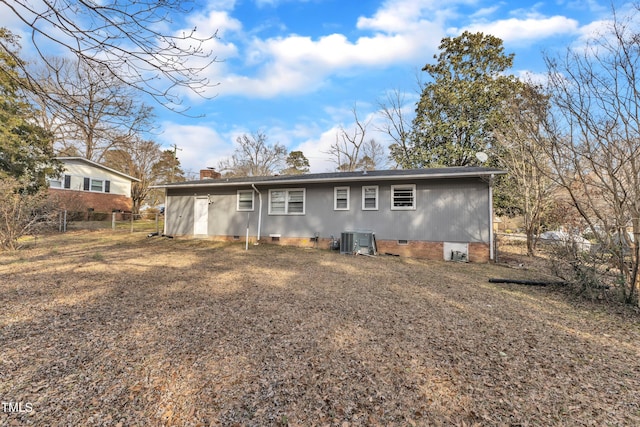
[0,177,55,250]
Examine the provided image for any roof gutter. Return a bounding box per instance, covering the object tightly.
[154,170,506,190]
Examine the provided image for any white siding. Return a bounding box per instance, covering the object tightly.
[55,159,133,197]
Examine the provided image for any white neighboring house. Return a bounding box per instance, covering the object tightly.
[48,157,140,215]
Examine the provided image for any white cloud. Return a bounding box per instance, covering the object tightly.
[462,16,580,43]
[356,0,456,33]
[190,0,590,100]
[213,24,441,98]
[294,126,342,173]
[158,123,234,174]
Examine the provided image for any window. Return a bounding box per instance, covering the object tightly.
[391,184,416,210]
[287,190,305,213]
[83,177,111,193]
[237,190,254,211]
[334,187,350,210]
[49,175,70,189]
[362,186,379,210]
[269,189,306,215]
[90,179,104,192]
[270,190,286,214]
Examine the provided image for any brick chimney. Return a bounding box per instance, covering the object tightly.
[200,168,221,180]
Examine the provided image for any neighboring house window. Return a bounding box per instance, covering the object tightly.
[49,175,70,189]
[334,187,350,210]
[91,179,104,192]
[269,188,305,215]
[362,186,379,210]
[237,190,254,211]
[391,184,416,210]
[83,177,111,193]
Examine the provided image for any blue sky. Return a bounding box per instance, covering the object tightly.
[1,0,625,175]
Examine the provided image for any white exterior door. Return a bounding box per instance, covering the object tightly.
[193,197,209,235]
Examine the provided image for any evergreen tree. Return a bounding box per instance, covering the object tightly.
[281,151,310,175]
[0,28,60,193]
[399,31,520,168]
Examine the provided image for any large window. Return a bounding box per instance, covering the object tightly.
[362,186,379,210]
[269,189,306,215]
[334,187,350,210]
[391,184,416,210]
[237,190,254,211]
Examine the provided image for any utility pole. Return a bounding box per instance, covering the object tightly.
[170,143,182,183]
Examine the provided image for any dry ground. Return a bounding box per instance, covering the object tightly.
[1,231,639,426]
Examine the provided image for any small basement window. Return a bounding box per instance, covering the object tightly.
[398,240,408,245]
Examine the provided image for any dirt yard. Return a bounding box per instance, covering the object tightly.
[1,231,639,426]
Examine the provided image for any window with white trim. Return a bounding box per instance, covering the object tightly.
[334,186,350,210]
[83,177,110,193]
[49,175,70,189]
[362,186,379,210]
[91,179,104,192]
[391,184,416,210]
[269,188,306,215]
[237,190,254,211]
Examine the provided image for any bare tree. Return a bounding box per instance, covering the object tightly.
[219,131,287,177]
[102,137,162,214]
[493,82,558,256]
[32,58,154,162]
[359,138,386,171]
[326,104,383,171]
[0,0,218,112]
[542,5,640,304]
[377,89,412,168]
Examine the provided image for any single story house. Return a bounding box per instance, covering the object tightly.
[48,157,140,214]
[156,167,505,262]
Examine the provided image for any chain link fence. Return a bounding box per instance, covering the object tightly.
[56,210,164,234]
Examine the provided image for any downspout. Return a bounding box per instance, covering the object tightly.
[251,184,262,242]
[489,174,495,261]
[163,187,168,236]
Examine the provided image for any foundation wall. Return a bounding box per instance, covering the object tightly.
[195,235,491,262]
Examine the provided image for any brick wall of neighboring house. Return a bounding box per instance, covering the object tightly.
[49,189,133,214]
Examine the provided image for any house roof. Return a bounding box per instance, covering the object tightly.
[155,167,506,189]
[56,157,141,182]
